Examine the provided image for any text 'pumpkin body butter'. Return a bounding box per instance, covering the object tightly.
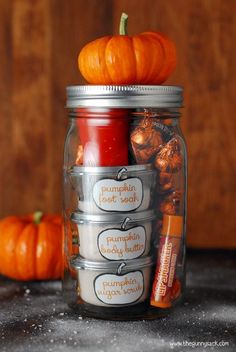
[78,13,176,85]
[0,212,63,281]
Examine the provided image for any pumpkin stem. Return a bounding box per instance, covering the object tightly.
[119,13,128,35]
[33,211,43,225]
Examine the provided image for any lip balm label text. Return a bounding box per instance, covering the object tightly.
[94,271,144,305]
[98,226,146,260]
[93,178,143,212]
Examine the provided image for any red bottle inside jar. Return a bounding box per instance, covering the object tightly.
[76,108,129,167]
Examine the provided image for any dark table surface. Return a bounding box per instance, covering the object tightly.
[0,250,235,352]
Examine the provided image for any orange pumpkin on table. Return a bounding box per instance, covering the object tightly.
[78,13,176,85]
[0,211,63,281]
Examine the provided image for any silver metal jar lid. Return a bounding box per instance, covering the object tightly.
[66,85,183,109]
[69,164,154,176]
[71,255,153,272]
[71,209,156,225]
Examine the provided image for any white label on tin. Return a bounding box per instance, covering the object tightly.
[93,178,143,212]
[94,271,144,305]
[98,226,146,260]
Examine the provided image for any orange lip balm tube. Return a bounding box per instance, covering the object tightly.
[150,214,183,308]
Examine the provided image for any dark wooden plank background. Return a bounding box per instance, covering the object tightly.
[0,0,235,248]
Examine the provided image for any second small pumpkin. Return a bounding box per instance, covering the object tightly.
[0,212,63,281]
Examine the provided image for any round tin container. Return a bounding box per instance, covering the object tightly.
[69,164,156,214]
[71,256,153,307]
[71,210,156,261]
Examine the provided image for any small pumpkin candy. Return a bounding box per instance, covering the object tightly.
[78,13,176,85]
[0,211,63,281]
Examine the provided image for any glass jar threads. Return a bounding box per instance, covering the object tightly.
[63,85,186,320]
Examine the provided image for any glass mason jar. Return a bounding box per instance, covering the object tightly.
[63,85,187,320]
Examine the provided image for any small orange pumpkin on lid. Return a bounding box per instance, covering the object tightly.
[78,13,176,85]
